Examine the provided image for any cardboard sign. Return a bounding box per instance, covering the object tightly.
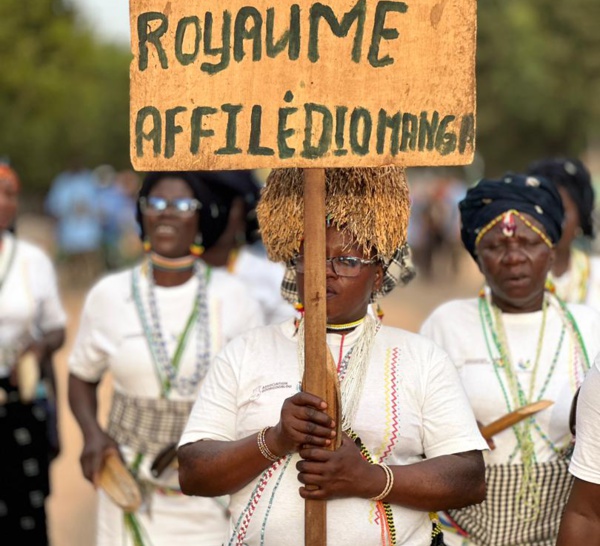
[130,0,476,170]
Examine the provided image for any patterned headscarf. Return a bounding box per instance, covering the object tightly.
[459,173,564,260]
[527,157,594,238]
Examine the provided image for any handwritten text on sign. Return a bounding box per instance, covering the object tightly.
[130,0,476,169]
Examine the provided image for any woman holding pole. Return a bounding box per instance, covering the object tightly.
[178,167,487,545]
[420,173,600,545]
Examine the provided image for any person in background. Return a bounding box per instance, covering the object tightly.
[178,167,487,546]
[94,164,135,271]
[68,171,264,546]
[556,352,600,546]
[420,173,600,546]
[202,169,296,325]
[113,169,143,268]
[527,157,600,309]
[44,156,102,287]
[0,163,66,545]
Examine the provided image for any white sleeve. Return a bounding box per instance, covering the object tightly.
[68,282,114,383]
[569,361,600,484]
[421,349,489,459]
[418,314,434,338]
[179,345,241,446]
[31,248,66,333]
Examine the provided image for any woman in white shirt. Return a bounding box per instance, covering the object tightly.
[0,163,66,544]
[178,167,487,546]
[527,157,600,309]
[68,171,264,546]
[421,173,600,546]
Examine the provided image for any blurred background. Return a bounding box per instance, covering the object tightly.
[1,0,599,543]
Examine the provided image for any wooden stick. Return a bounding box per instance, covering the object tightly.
[302,168,341,546]
[480,400,554,440]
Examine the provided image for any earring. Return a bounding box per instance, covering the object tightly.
[190,234,204,257]
[143,237,151,253]
[376,303,384,321]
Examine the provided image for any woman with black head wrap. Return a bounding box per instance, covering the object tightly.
[201,170,296,325]
[420,173,600,546]
[68,171,264,545]
[527,158,599,308]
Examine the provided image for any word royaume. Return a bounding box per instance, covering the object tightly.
[138,0,408,74]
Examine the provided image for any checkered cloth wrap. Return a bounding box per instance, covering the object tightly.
[107,391,193,459]
[280,243,416,305]
[447,458,573,545]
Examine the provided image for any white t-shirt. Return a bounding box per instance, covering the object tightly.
[69,264,265,546]
[0,232,66,377]
[231,245,296,325]
[420,296,600,466]
[180,319,488,546]
[421,295,600,546]
[69,265,264,400]
[569,356,600,484]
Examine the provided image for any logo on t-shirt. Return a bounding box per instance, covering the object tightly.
[250,382,293,400]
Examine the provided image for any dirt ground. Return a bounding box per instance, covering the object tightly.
[18,215,484,545]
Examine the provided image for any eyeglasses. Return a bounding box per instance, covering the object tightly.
[291,255,377,277]
[139,196,201,218]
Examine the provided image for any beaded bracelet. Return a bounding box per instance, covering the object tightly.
[257,426,280,462]
[371,463,394,502]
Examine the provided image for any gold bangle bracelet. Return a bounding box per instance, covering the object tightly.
[371,463,394,502]
[257,426,280,462]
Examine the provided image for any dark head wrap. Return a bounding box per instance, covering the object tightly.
[201,170,262,244]
[527,157,594,238]
[459,173,564,260]
[136,171,230,250]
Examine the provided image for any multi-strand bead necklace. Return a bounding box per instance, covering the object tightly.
[132,259,211,397]
[478,288,589,519]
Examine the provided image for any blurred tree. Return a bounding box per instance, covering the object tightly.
[477,0,600,175]
[0,0,131,192]
[0,0,598,189]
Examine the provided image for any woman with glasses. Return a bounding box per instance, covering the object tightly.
[420,174,600,546]
[68,171,264,546]
[178,167,487,546]
[0,164,66,544]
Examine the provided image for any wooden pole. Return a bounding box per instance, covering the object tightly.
[302,168,341,546]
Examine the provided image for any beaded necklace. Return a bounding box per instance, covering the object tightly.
[326,316,366,331]
[131,259,212,397]
[478,288,589,519]
[149,251,196,272]
[297,313,380,431]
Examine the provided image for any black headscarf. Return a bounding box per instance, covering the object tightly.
[459,173,564,260]
[202,170,262,245]
[136,171,230,250]
[527,157,594,238]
